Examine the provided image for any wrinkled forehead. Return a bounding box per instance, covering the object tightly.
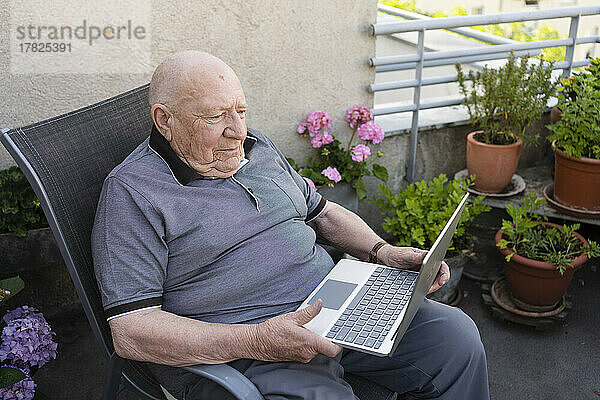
[178,66,246,114]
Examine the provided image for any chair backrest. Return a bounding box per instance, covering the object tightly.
[1,84,164,398]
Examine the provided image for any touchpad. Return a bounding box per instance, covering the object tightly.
[308,279,357,310]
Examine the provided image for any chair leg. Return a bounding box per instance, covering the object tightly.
[102,352,126,400]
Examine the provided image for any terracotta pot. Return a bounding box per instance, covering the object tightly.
[466,131,522,193]
[494,223,589,307]
[550,106,563,123]
[553,142,600,211]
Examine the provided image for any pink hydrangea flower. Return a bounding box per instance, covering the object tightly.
[351,144,371,162]
[298,111,332,137]
[303,177,317,191]
[357,121,384,144]
[310,131,334,148]
[321,166,342,183]
[346,105,374,129]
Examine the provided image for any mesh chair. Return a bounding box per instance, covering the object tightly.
[1,84,396,400]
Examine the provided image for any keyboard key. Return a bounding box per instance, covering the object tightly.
[374,340,384,349]
[354,336,366,345]
[326,331,336,338]
[329,325,340,333]
[335,327,351,340]
[345,331,358,343]
[365,338,376,348]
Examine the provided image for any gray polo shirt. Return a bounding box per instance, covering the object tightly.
[91,126,333,324]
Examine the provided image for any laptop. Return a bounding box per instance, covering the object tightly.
[297,193,469,356]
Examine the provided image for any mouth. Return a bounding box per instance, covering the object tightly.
[216,148,239,154]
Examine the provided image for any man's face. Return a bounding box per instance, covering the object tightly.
[168,68,248,178]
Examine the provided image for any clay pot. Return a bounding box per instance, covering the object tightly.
[466,131,522,193]
[494,223,589,308]
[550,106,563,123]
[553,142,600,211]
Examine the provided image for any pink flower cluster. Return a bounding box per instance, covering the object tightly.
[297,111,332,137]
[357,121,384,144]
[321,166,342,183]
[351,144,371,162]
[346,105,374,129]
[311,132,334,148]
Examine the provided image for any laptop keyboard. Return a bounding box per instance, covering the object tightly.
[325,267,417,350]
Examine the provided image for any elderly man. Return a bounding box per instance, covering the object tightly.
[92,50,489,400]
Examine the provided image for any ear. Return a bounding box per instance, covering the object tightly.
[150,104,173,142]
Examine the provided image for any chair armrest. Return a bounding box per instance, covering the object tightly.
[182,364,264,400]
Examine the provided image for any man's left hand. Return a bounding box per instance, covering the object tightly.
[377,245,450,294]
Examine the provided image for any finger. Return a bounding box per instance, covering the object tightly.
[428,282,441,294]
[437,263,450,286]
[315,336,343,358]
[293,299,323,325]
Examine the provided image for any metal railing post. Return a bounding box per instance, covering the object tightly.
[563,14,581,77]
[406,28,425,183]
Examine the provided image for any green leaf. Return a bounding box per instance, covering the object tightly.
[0,276,25,303]
[372,164,389,183]
[0,366,26,389]
[354,179,367,202]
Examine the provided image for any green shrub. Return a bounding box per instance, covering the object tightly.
[371,174,490,252]
[456,53,556,145]
[0,166,47,237]
[547,58,600,160]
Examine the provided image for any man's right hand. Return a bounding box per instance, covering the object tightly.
[248,299,342,363]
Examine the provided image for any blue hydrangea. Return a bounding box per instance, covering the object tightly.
[0,306,58,370]
[0,365,36,400]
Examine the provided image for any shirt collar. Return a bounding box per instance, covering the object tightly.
[148,124,257,185]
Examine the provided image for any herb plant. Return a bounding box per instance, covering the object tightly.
[547,61,600,160]
[496,192,600,274]
[371,174,490,252]
[0,167,47,237]
[456,53,556,145]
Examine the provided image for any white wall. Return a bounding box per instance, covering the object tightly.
[0,0,377,168]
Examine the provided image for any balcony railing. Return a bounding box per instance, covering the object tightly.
[370,5,600,182]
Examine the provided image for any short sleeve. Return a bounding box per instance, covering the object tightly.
[91,176,168,321]
[252,130,327,222]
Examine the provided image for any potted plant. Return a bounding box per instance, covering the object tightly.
[546,59,600,211]
[495,193,600,310]
[0,276,57,400]
[551,57,600,123]
[371,174,490,304]
[289,105,389,211]
[456,53,556,193]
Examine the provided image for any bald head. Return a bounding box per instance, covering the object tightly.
[149,50,239,111]
[149,50,248,179]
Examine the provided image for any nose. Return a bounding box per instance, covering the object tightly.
[224,110,246,140]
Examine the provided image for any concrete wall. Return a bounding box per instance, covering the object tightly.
[0,0,377,168]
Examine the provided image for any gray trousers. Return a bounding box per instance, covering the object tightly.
[183,299,490,400]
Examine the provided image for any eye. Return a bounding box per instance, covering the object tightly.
[205,113,225,122]
[237,109,247,118]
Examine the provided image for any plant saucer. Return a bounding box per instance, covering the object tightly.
[543,184,600,219]
[454,169,526,198]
